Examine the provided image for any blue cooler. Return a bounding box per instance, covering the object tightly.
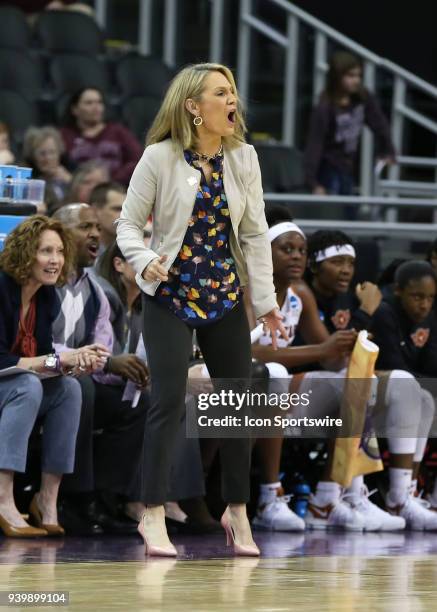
[0,202,37,251]
[0,165,17,200]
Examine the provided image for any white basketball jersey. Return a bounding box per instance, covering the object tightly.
[259,286,303,348]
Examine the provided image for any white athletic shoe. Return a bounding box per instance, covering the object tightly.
[305,493,365,531]
[345,486,405,531]
[425,495,437,513]
[387,486,437,531]
[252,487,305,532]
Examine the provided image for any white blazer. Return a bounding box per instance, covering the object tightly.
[116,138,277,318]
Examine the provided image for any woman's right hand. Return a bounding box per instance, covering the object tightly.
[142,255,169,282]
[321,330,357,361]
[355,282,382,316]
[59,344,111,375]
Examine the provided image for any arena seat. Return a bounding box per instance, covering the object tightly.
[50,54,110,96]
[0,49,43,102]
[35,10,104,55]
[0,5,30,51]
[354,239,382,284]
[254,143,306,193]
[0,90,39,144]
[115,54,174,100]
[246,104,283,139]
[121,95,161,142]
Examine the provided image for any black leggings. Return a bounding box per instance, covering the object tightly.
[142,296,252,504]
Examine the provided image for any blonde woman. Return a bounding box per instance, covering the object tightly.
[23,126,72,212]
[117,63,287,557]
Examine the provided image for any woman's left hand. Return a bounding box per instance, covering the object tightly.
[259,308,289,350]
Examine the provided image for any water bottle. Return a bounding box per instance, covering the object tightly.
[291,480,311,518]
[14,167,33,201]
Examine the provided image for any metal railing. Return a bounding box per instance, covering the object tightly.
[294,218,437,240]
[374,157,437,222]
[375,157,437,197]
[263,192,437,235]
[264,193,437,211]
[233,0,437,196]
[97,0,437,207]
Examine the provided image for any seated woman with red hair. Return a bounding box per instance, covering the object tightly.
[0,215,108,537]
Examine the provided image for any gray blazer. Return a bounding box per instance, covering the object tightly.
[116,138,277,318]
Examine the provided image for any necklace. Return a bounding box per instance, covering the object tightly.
[192,144,223,165]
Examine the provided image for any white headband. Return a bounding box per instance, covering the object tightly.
[314,244,356,263]
[268,222,306,243]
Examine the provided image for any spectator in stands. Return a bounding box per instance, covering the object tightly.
[96,242,208,532]
[89,181,126,254]
[22,127,72,215]
[371,261,437,527]
[61,88,143,185]
[0,215,107,538]
[63,160,109,206]
[51,204,150,535]
[304,51,395,197]
[0,122,15,165]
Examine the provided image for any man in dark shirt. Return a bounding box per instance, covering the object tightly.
[371,261,437,526]
[52,204,150,535]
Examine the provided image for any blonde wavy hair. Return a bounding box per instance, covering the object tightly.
[146,63,246,149]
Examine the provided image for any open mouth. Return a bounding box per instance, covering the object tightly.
[337,279,350,289]
[227,111,236,124]
[87,243,99,258]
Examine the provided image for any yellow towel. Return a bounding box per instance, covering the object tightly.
[330,331,384,487]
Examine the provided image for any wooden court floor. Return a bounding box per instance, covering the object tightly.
[1,533,437,611]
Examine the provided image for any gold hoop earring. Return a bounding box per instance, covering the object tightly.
[193,116,203,126]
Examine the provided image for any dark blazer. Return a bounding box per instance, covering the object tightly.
[0,271,60,370]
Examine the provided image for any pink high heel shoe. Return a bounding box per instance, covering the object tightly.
[138,507,177,558]
[221,507,260,557]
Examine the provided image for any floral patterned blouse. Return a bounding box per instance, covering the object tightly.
[155,149,241,326]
